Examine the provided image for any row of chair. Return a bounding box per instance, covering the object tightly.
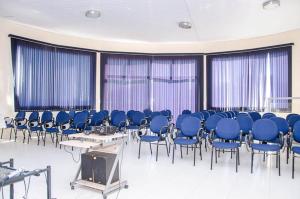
[135,111,300,178]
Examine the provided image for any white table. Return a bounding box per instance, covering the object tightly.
[60,133,128,199]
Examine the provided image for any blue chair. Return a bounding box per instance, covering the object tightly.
[270,117,290,163]
[161,110,172,121]
[85,112,105,131]
[211,118,241,172]
[172,116,202,166]
[248,112,261,121]
[110,110,120,121]
[202,115,222,151]
[182,110,192,115]
[143,109,152,123]
[292,121,300,178]
[174,114,190,137]
[207,110,215,116]
[191,112,204,121]
[286,113,299,121]
[202,111,210,120]
[236,115,253,142]
[27,111,43,145]
[89,109,96,116]
[150,111,161,121]
[111,112,127,132]
[215,112,227,118]
[69,110,76,121]
[102,110,109,119]
[237,112,249,117]
[248,119,282,176]
[1,117,15,140]
[127,112,147,130]
[262,112,276,119]
[287,115,300,131]
[14,111,27,142]
[137,115,169,161]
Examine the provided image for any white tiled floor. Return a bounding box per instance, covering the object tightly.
[0,130,299,199]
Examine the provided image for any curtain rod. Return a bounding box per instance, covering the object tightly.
[8,34,98,53]
[206,43,294,56]
[99,51,204,56]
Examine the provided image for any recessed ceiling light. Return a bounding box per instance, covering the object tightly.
[178,21,192,29]
[263,0,280,10]
[85,10,101,18]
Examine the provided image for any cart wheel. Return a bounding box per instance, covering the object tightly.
[70,182,75,190]
[124,184,129,189]
[103,195,107,199]
[71,186,74,190]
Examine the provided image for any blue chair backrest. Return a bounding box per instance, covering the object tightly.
[41,111,53,123]
[176,114,189,130]
[102,110,109,118]
[56,111,70,125]
[262,112,276,119]
[202,111,210,120]
[249,112,261,121]
[15,111,26,121]
[224,112,232,118]
[111,110,120,119]
[111,112,127,128]
[160,110,170,117]
[28,111,39,122]
[73,112,88,130]
[143,109,152,117]
[238,112,249,117]
[293,121,300,143]
[191,112,204,120]
[69,110,76,120]
[131,112,146,126]
[182,110,191,115]
[150,115,168,134]
[89,110,96,116]
[215,112,227,118]
[287,115,300,128]
[150,111,161,119]
[127,110,135,119]
[216,118,240,140]
[166,110,172,117]
[270,117,289,135]
[181,116,201,137]
[205,115,222,132]
[207,110,215,116]
[252,119,278,141]
[286,113,299,121]
[236,115,253,133]
[90,112,105,126]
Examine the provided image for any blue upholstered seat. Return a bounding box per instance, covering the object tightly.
[212,142,240,149]
[292,146,300,154]
[251,143,281,151]
[174,138,198,145]
[140,135,160,142]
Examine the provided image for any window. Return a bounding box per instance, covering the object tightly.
[207,46,292,112]
[101,54,203,118]
[11,38,96,111]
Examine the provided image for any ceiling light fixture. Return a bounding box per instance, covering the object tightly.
[263,0,280,10]
[85,10,101,18]
[178,21,192,29]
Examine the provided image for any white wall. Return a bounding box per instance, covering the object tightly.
[1,18,300,116]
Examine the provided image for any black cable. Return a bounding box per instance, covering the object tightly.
[64,146,82,163]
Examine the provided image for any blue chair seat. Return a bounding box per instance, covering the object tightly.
[174,138,198,145]
[16,125,27,130]
[292,146,300,154]
[251,143,281,151]
[127,125,139,130]
[140,135,160,142]
[212,141,240,149]
[62,129,78,135]
[30,126,42,132]
[45,127,59,133]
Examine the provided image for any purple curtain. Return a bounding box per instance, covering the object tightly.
[102,54,202,119]
[208,47,291,112]
[103,55,150,112]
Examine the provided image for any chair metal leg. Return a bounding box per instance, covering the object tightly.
[231,149,233,159]
[287,146,289,164]
[138,140,141,159]
[292,152,295,179]
[210,147,214,170]
[205,139,207,152]
[27,131,31,144]
[276,152,278,168]
[22,130,26,143]
[14,129,17,142]
[1,128,3,139]
[186,145,188,155]
[193,144,196,166]
[236,148,238,173]
[215,148,218,164]
[156,141,159,162]
[180,145,183,158]
[149,143,152,155]
[37,131,40,145]
[278,152,281,176]
[199,143,202,160]
[60,134,63,149]
[251,150,254,174]
[44,133,47,146]
[55,133,59,148]
[263,152,266,162]
[237,148,240,165]
[165,140,169,156]
[172,144,175,164]
[9,128,12,140]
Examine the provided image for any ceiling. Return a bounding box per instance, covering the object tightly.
[0,0,300,43]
